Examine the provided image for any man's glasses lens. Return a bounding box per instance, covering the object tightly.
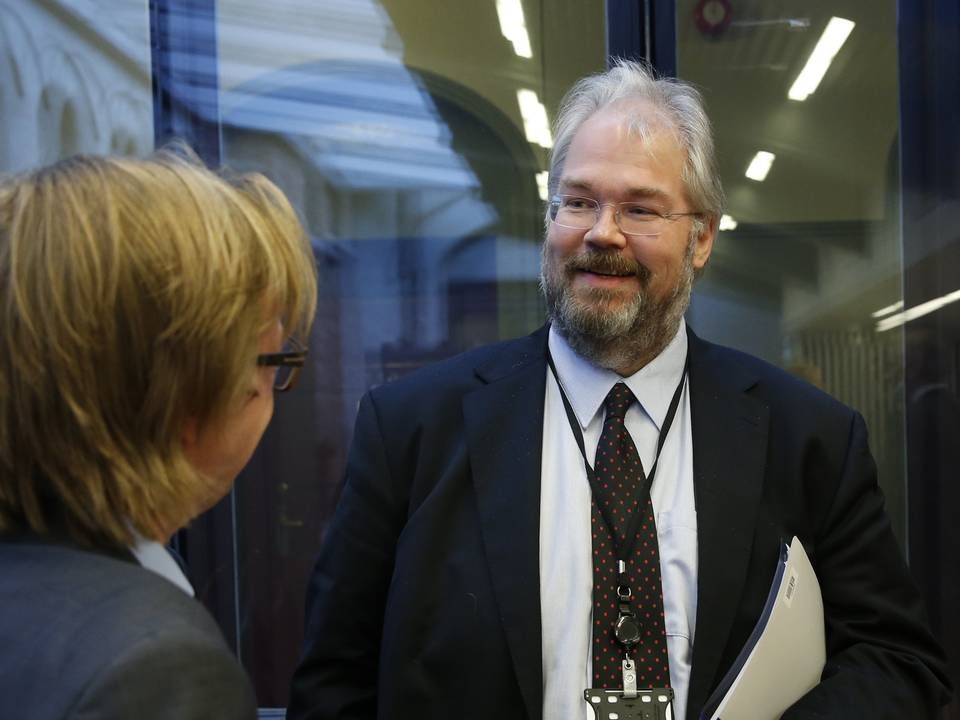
[550,195,665,236]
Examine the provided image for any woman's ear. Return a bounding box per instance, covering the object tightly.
[181,416,200,456]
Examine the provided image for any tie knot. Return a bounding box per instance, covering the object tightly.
[604,383,635,420]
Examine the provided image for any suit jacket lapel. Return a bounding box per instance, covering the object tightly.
[463,326,549,720]
[685,329,770,720]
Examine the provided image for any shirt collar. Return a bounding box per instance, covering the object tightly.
[548,320,688,431]
[130,533,195,597]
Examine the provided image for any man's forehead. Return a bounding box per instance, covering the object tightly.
[561,103,684,170]
[587,100,678,143]
[558,175,671,202]
[559,102,686,196]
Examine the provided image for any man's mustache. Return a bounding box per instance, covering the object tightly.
[563,251,650,282]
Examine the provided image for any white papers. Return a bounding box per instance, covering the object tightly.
[700,536,825,720]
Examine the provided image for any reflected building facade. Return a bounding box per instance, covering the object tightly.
[0,2,152,169]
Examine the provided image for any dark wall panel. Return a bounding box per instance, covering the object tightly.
[899,1,960,714]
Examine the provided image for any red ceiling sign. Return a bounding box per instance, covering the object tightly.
[694,0,733,37]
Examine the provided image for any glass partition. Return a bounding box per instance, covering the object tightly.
[207,0,607,705]
[675,1,906,543]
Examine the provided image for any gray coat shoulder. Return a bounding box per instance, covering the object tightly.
[0,541,256,720]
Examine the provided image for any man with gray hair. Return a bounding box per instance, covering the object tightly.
[289,60,949,720]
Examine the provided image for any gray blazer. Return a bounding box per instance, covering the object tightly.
[0,538,256,720]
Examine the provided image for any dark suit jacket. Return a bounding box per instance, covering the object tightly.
[289,326,950,720]
[0,538,256,720]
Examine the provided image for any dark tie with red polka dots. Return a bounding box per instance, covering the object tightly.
[591,382,671,689]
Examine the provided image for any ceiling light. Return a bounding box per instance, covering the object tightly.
[517,89,553,148]
[870,300,903,319]
[536,171,549,200]
[745,151,775,182]
[788,17,855,101]
[719,214,738,231]
[496,0,533,58]
[876,290,960,332]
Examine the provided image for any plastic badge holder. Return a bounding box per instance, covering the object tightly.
[585,687,674,720]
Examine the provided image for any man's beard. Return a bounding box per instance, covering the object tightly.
[540,239,696,372]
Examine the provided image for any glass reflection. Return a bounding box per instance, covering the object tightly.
[175,0,608,705]
[0,1,153,172]
[677,0,906,544]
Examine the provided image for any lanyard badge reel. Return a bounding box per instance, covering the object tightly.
[584,559,675,719]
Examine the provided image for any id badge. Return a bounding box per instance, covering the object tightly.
[585,659,674,720]
[584,687,674,720]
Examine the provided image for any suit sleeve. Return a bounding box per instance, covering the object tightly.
[782,412,952,718]
[288,391,404,720]
[69,628,256,720]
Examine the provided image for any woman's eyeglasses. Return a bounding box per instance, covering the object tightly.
[257,341,308,392]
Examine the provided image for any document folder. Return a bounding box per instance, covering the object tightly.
[700,536,825,720]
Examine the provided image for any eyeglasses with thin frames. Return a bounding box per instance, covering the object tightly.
[257,339,308,392]
[549,194,702,237]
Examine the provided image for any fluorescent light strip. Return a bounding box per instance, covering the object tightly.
[788,17,855,101]
[719,214,738,231]
[517,89,553,148]
[745,151,775,181]
[876,290,960,332]
[871,300,903,319]
[536,171,549,200]
[496,0,532,58]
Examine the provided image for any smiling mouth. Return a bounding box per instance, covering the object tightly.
[577,268,638,282]
[563,251,649,283]
[584,269,633,277]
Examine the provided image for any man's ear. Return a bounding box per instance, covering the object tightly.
[692,214,718,271]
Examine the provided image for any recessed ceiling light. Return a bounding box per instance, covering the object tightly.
[745,151,775,182]
[536,171,549,200]
[871,300,903,319]
[496,0,533,58]
[719,214,738,231]
[876,291,960,332]
[517,89,553,148]
[788,17,855,101]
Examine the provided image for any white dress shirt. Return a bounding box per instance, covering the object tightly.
[131,534,195,597]
[540,321,698,720]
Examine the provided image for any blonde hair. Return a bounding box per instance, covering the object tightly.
[0,148,317,550]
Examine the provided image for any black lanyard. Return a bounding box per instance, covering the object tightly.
[546,350,689,565]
